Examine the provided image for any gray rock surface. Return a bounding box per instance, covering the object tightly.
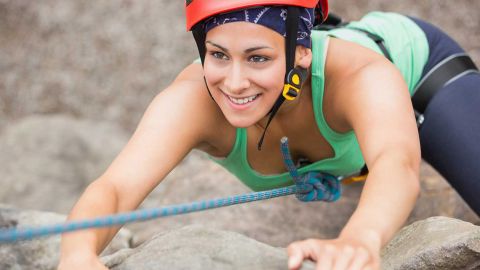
[0,115,128,213]
[102,224,316,270]
[382,216,480,270]
[0,0,197,131]
[0,205,132,270]
[100,217,480,270]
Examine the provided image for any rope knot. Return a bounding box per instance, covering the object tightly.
[280,137,342,202]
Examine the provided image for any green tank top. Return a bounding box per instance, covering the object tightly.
[208,12,429,191]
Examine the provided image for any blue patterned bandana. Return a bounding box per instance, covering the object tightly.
[203,6,315,48]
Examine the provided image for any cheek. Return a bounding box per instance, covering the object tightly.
[252,65,285,94]
[203,61,222,86]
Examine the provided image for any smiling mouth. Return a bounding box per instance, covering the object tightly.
[226,94,261,105]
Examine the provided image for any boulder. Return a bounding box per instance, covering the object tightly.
[102,224,315,270]
[382,216,480,269]
[0,205,132,270]
[101,217,480,270]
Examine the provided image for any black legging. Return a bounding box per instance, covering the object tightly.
[410,17,480,215]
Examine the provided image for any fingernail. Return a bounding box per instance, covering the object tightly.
[288,256,300,268]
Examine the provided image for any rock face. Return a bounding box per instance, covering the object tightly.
[382,216,480,270]
[0,205,132,270]
[0,115,127,213]
[99,217,480,270]
[0,208,479,269]
[102,225,315,270]
[0,0,197,131]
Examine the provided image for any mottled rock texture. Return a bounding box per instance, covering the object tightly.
[381,216,480,269]
[0,115,127,213]
[0,205,132,270]
[100,217,480,270]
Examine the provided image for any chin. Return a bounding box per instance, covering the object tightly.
[224,114,260,128]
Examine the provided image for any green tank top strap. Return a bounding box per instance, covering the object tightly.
[326,12,429,94]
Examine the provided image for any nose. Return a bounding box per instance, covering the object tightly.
[223,62,250,95]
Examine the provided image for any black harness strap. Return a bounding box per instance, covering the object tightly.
[412,54,479,114]
[347,27,393,62]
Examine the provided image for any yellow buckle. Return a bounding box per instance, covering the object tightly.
[283,84,300,101]
[342,174,368,185]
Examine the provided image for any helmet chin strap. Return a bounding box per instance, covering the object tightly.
[257,6,304,150]
[192,6,307,151]
[192,23,218,103]
[257,65,307,150]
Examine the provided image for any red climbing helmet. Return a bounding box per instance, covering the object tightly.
[185,0,329,30]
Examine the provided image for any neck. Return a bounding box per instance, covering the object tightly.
[255,73,312,134]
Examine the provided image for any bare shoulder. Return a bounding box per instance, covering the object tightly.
[323,37,404,132]
[323,37,419,166]
[154,62,235,156]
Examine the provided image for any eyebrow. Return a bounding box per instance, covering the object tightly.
[205,41,273,53]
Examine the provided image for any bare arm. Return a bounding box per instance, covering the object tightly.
[339,60,421,249]
[288,40,420,270]
[58,63,221,267]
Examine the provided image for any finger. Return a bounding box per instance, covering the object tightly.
[347,247,370,270]
[332,245,355,270]
[287,242,309,270]
[316,244,334,270]
[364,257,380,270]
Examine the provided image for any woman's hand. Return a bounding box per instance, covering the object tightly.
[287,231,381,270]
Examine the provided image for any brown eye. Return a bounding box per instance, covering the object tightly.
[249,55,269,63]
[211,52,229,60]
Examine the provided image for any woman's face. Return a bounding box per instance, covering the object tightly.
[204,22,286,128]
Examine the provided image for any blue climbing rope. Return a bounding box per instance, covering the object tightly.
[0,137,342,243]
[0,187,297,243]
[280,137,342,202]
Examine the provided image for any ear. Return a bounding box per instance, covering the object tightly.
[295,45,312,69]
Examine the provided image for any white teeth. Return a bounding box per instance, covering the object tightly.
[229,94,258,105]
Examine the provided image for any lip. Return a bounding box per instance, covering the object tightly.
[222,92,261,111]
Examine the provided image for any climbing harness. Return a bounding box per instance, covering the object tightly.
[412,53,479,115]
[314,12,479,179]
[315,13,479,128]
[0,137,342,243]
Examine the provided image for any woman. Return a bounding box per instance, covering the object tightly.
[58,1,479,269]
